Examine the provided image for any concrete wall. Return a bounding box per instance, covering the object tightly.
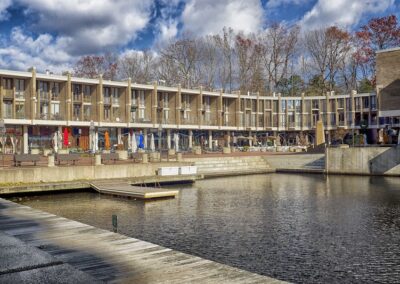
[326,146,400,176]
[0,162,191,184]
[263,154,325,169]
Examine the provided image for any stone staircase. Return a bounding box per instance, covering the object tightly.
[303,156,325,170]
[185,156,272,177]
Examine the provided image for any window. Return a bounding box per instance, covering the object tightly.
[50,82,60,100]
[15,79,25,99]
[104,106,110,120]
[204,96,210,111]
[312,99,319,109]
[16,103,25,119]
[112,88,119,105]
[51,102,60,119]
[38,81,49,100]
[363,97,369,108]
[3,101,12,118]
[139,90,145,107]
[40,103,48,119]
[3,78,12,89]
[73,104,81,120]
[280,100,286,112]
[131,90,137,105]
[163,93,169,108]
[295,100,301,112]
[83,106,91,120]
[103,87,110,104]
[83,85,91,102]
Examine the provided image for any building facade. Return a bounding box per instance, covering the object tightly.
[0,67,388,154]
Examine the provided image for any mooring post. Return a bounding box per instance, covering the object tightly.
[112,214,118,233]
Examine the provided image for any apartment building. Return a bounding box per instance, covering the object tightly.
[0,68,387,154]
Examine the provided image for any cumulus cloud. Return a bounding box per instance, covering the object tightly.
[16,0,154,55]
[0,27,73,73]
[0,0,12,21]
[300,0,395,30]
[181,0,264,35]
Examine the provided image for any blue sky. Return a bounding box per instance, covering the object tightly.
[0,0,399,73]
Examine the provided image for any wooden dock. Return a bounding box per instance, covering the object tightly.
[90,180,179,199]
[0,198,283,283]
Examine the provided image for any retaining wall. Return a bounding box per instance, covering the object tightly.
[0,162,191,184]
[326,146,400,176]
[263,154,325,169]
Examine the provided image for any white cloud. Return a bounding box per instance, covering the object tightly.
[16,0,154,55]
[300,0,395,30]
[0,27,73,73]
[0,0,12,21]
[181,0,264,35]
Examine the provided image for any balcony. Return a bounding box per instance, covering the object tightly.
[51,94,60,101]
[39,92,49,102]
[50,113,63,120]
[15,112,25,119]
[83,96,91,103]
[15,91,25,100]
[3,89,13,99]
[73,94,82,102]
[104,97,111,105]
[39,113,49,120]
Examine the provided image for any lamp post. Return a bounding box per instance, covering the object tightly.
[0,119,5,167]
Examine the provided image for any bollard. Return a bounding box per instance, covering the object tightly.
[47,154,55,167]
[95,153,102,165]
[112,214,118,233]
[142,153,148,164]
[177,152,182,161]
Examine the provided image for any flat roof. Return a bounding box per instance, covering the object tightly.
[376,46,400,54]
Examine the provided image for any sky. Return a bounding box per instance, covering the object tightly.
[0,0,399,74]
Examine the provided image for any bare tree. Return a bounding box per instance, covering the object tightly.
[119,50,155,83]
[305,26,350,92]
[259,23,299,93]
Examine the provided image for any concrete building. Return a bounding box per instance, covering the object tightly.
[0,67,389,154]
[376,47,400,118]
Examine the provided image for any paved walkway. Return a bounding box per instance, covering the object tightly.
[0,198,284,283]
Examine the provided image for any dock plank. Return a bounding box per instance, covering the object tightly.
[90,181,179,199]
[0,198,283,283]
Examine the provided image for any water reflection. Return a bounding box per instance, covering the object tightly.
[13,174,400,283]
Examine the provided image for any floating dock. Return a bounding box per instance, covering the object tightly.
[90,180,179,199]
[0,198,282,283]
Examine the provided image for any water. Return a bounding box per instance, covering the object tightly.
[12,174,400,283]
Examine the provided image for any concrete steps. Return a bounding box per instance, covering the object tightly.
[188,157,271,176]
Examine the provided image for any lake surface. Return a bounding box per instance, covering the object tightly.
[12,174,400,283]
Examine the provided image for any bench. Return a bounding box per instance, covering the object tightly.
[101,153,119,164]
[55,154,80,165]
[13,154,41,167]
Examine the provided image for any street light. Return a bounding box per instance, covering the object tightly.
[0,119,6,167]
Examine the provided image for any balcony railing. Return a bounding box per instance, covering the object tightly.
[104,97,111,104]
[112,98,120,105]
[83,96,91,103]
[73,94,81,102]
[15,91,25,99]
[3,89,13,99]
[39,92,49,101]
[15,112,25,119]
[182,117,197,124]
[51,94,60,101]
[50,114,63,120]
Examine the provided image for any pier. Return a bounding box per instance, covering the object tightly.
[90,180,179,199]
[0,198,281,283]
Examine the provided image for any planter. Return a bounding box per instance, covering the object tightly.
[58,149,69,154]
[116,150,128,160]
[150,152,160,162]
[223,147,231,154]
[31,148,40,155]
[168,149,176,156]
[103,150,111,154]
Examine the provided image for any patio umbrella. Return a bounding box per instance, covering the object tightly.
[63,128,69,148]
[53,132,58,153]
[104,131,110,150]
[150,133,155,152]
[174,133,179,152]
[138,133,144,149]
[131,132,137,153]
[127,132,131,151]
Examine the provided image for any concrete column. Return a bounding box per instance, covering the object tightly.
[249,131,252,147]
[208,130,212,149]
[188,130,193,149]
[117,128,122,145]
[167,129,171,149]
[143,129,148,149]
[94,130,98,152]
[142,153,148,163]
[95,153,102,165]
[23,125,28,154]
[227,131,231,147]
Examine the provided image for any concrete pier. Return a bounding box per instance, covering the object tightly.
[0,198,282,283]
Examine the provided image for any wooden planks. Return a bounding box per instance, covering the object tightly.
[90,181,179,199]
[0,198,283,283]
